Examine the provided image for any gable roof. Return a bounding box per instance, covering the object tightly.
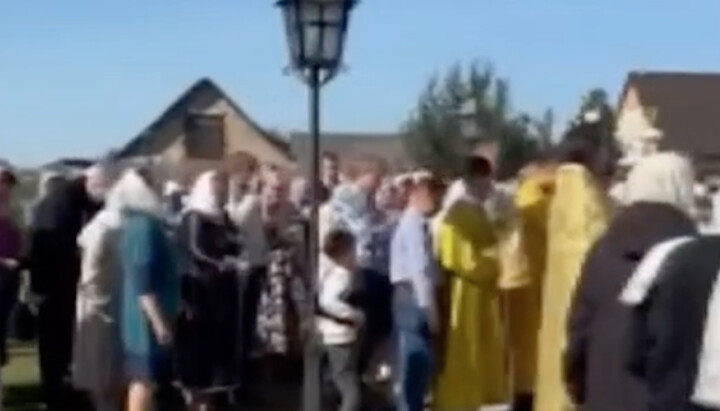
[621,71,720,157]
[114,78,291,159]
[43,157,96,169]
[288,131,413,172]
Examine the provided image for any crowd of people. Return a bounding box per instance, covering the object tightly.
[0,118,720,411]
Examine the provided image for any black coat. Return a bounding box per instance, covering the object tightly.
[29,177,100,296]
[628,235,720,411]
[564,202,697,411]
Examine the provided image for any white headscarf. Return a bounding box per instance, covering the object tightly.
[105,169,162,216]
[185,171,223,217]
[624,152,695,214]
[78,168,159,254]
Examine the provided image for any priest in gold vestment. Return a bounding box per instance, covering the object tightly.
[534,139,612,411]
[498,163,556,410]
[433,156,509,411]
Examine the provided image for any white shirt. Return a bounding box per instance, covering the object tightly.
[316,254,362,345]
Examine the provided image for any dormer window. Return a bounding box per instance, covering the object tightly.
[643,106,658,124]
[184,113,225,159]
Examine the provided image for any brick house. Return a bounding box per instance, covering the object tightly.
[113,78,294,183]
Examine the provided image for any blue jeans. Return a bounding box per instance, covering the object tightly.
[393,285,432,411]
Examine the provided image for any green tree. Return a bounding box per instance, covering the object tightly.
[565,87,615,146]
[533,108,554,152]
[402,62,545,179]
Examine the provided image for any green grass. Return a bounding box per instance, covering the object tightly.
[4,344,43,411]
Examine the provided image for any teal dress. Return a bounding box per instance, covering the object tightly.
[118,211,180,381]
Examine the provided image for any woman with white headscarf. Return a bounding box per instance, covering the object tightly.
[175,170,242,410]
[564,152,698,411]
[112,168,180,411]
[73,174,123,411]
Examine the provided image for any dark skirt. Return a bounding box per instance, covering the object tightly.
[0,270,19,364]
[176,271,241,391]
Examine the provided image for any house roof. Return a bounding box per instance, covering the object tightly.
[622,71,720,157]
[42,158,96,171]
[114,78,291,159]
[288,131,413,173]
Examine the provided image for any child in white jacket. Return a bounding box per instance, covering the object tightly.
[317,230,364,411]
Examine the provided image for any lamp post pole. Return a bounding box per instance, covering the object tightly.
[275,1,357,410]
[304,66,322,411]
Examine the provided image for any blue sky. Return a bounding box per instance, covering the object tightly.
[1,0,719,166]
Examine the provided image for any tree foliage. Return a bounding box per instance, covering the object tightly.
[558,87,622,173]
[564,88,615,145]
[402,62,548,179]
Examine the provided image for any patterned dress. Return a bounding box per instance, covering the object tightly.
[255,224,308,356]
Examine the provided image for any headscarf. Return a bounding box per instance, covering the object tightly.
[105,169,162,217]
[624,152,695,215]
[185,171,223,217]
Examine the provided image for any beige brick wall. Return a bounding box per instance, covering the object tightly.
[144,88,294,181]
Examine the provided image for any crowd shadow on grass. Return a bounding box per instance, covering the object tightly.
[4,383,43,411]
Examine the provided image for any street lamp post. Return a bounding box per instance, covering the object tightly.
[275,1,357,410]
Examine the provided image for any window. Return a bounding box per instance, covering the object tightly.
[643,106,658,123]
[184,113,225,159]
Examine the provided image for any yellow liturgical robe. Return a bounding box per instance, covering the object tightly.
[499,168,556,395]
[433,200,509,410]
[534,164,610,411]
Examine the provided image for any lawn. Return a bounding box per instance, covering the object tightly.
[4,344,42,411]
[0,344,304,411]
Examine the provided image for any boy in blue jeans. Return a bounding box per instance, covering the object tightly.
[390,173,444,411]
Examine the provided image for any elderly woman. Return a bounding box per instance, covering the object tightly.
[176,170,241,410]
[112,169,180,411]
[74,176,124,411]
[564,152,698,411]
[255,171,308,378]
